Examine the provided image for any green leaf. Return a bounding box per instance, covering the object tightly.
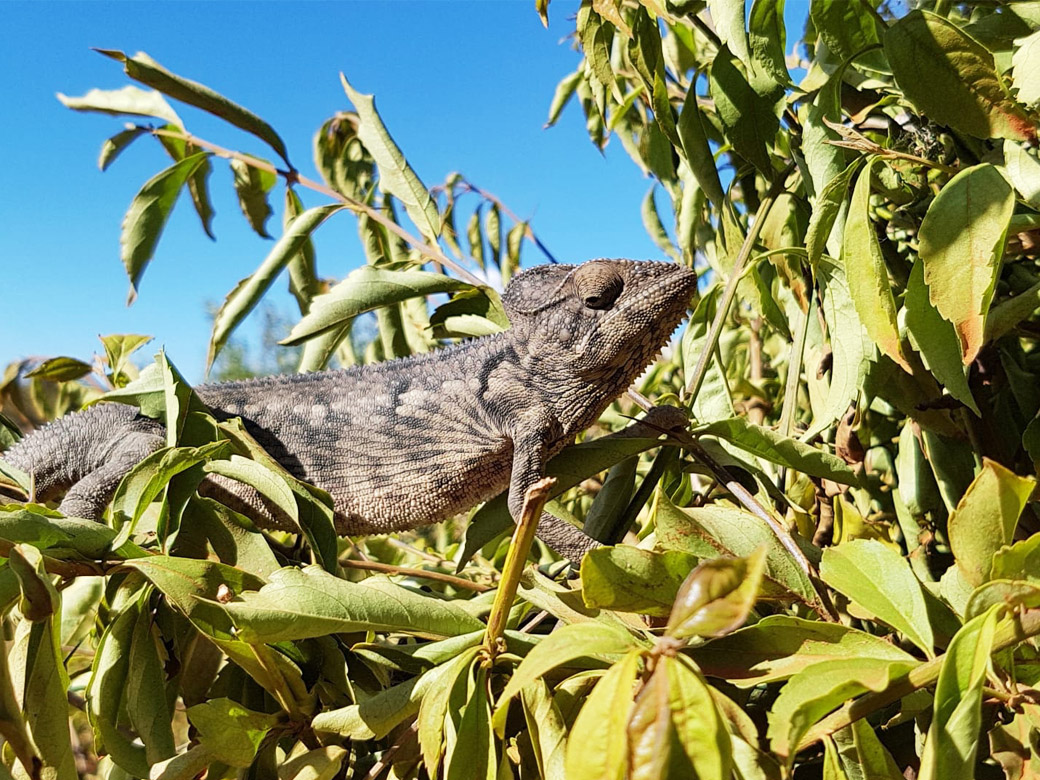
[947,458,1035,587]
[9,614,77,780]
[110,441,231,549]
[630,655,731,780]
[707,0,750,67]
[581,547,701,617]
[446,666,495,780]
[885,11,1036,142]
[98,126,149,171]
[95,49,292,166]
[709,49,778,176]
[810,0,885,72]
[85,594,150,777]
[666,546,767,640]
[1004,141,1040,209]
[429,287,508,339]
[904,259,980,415]
[677,81,725,208]
[842,159,909,372]
[964,579,1040,620]
[99,334,153,386]
[655,495,818,605]
[688,615,917,687]
[120,152,208,304]
[808,255,874,439]
[0,505,142,560]
[520,680,568,780]
[207,204,346,368]
[187,698,278,765]
[496,622,639,726]
[190,498,281,578]
[277,746,349,780]
[918,605,1002,780]
[581,455,638,543]
[417,648,481,777]
[340,74,441,243]
[126,600,176,765]
[987,279,1040,345]
[564,650,641,780]
[57,84,183,126]
[768,656,917,760]
[748,0,790,89]
[696,416,858,485]
[641,186,679,261]
[820,540,934,656]
[1012,28,1040,108]
[8,544,59,621]
[805,160,861,268]
[229,158,276,238]
[918,163,1015,365]
[282,265,472,345]
[546,69,581,128]
[24,357,92,382]
[203,454,299,526]
[992,532,1040,581]
[121,556,265,634]
[284,188,322,312]
[831,719,904,780]
[218,566,484,642]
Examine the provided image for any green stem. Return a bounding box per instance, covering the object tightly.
[796,607,1040,752]
[685,165,795,400]
[483,478,554,658]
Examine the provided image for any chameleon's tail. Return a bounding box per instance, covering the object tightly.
[1,403,164,519]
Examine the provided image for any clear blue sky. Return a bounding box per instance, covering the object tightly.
[0,1,807,383]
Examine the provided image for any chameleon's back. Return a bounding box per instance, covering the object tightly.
[196,336,518,533]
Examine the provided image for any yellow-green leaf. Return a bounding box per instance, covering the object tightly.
[564,650,640,780]
[885,11,1036,142]
[918,605,1002,780]
[947,458,1035,587]
[842,159,910,372]
[919,163,1014,365]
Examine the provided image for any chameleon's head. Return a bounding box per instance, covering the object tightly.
[502,259,697,385]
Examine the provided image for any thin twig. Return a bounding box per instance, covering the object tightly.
[684,163,796,400]
[456,179,559,264]
[339,558,492,592]
[151,129,485,287]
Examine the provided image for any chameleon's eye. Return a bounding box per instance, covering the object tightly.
[575,266,624,310]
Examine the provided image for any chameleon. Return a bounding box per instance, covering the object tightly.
[1,259,697,560]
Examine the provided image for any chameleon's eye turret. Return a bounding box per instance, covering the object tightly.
[574,265,624,310]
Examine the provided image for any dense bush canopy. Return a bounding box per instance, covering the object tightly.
[3,1,1040,778]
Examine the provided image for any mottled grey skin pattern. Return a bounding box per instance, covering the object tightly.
[3,259,697,560]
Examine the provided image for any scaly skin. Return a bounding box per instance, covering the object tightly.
[2,259,697,560]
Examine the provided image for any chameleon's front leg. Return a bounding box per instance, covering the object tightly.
[507,430,599,562]
[506,406,688,562]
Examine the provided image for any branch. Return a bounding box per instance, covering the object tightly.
[339,557,492,592]
[684,163,796,399]
[483,477,554,657]
[796,607,1040,752]
[151,129,485,287]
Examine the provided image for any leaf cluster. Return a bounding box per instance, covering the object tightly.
[4,1,1040,778]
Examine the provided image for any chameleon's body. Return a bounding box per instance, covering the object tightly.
[2,259,697,559]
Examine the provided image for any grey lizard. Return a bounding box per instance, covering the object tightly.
[1,259,697,560]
